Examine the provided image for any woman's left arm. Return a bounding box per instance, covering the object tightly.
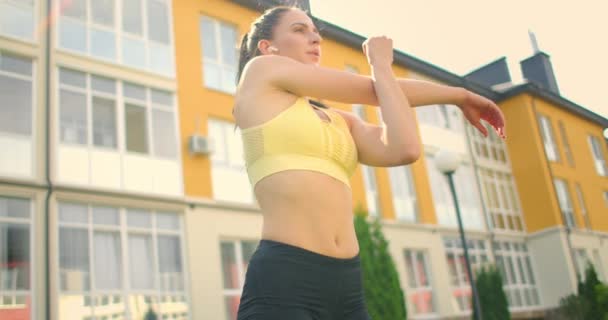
[396,78,467,107]
[396,78,507,139]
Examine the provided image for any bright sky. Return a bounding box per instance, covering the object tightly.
[309,0,608,126]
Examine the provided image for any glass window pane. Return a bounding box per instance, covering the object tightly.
[125,104,148,153]
[91,0,114,26]
[0,197,30,218]
[62,0,86,19]
[59,203,89,223]
[200,17,217,59]
[93,232,122,289]
[59,19,87,52]
[92,96,117,148]
[122,36,147,69]
[224,295,240,320]
[122,0,142,35]
[0,75,32,135]
[0,223,30,290]
[127,210,151,228]
[0,2,34,40]
[91,28,116,61]
[60,89,88,145]
[220,242,238,289]
[92,206,119,225]
[59,68,86,87]
[203,61,222,90]
[149,42,173,76]
[128,235,154,289]
[221,67,236,93]
[404,251,416,287]
[151,109,177,158]
[147,0,170,44]
[0,53,32,75]
[123,82,146,101]
[91,75,115,94]
[158,235,183,291]
[59,228,90,291]
[219,23,237,66]
[151,89,173,106]
[156,212,179,230]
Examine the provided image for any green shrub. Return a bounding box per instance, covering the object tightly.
[474,264,510,320]
[354,207,407,320]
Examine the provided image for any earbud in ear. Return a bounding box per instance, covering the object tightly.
[269,46,279,53]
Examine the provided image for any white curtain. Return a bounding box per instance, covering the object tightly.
[158,235,183,291]
[94,232,122,289]
[129,234,154,289]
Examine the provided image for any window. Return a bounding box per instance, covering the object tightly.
[0,52,33,137]
[388,166,418,222]
[427,155,485,229]
[200,16,238,94]
[443,238,489,312]
[588,135,607,176]
[0,196,32,318]
[416,104,464,133]
[403,250,436,316]
[352,104,381,217]
[468,122,508,163]
[574,184,590,229]
[493,241,540,309]
[0,0,35,40]
[538,115,560,162]
[58,67,178,158]
[208,119,254,204]
[480,169,524,231]
[553,178,576,228]
[57,202,189,320]
[57,0,174,76]
[220,240,259,320]
[557,121,574,167]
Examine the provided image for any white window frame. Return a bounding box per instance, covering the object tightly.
[56,202,190,319]
[0,0,37,42]
[55,0,176,76]
[574,183,590,229]
[557,121,575,167]
[56,67,180,159]
[553,178,576,228]
[588,135,607,176]
[352,104,381,218]
[208,118,254,204]
[199,15,238,94]
[538,114,560,162]
[493,241,541,310]
[219,239,259,320]
[479,168,525,232]
[0,195,35,320]
[388,165,418,222]
[403,249,437,318]
[443,237,489,313]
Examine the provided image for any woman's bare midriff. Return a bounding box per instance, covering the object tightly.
[254,170,360,259]
[234,85,360,259]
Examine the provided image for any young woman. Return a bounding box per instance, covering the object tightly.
[232,6,506,320]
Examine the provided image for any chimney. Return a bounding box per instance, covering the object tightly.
[520,30,560,95]
[465,57,512,88]
[520,52,560,95]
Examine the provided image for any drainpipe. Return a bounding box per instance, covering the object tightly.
[44,0,53,318]
[530,95,579,287]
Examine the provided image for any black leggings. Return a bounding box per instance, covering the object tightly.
[237,239,372,320]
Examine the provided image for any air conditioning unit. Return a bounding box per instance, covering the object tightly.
[189,135,214,155]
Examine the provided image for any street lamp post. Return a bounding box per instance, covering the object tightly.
[435,149,483,320]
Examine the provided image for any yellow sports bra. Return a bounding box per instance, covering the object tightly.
[240,96,358,188]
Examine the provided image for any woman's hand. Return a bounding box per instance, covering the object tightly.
[362,36,394,68]
[459,90,506,139]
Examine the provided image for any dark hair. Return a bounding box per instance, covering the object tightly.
[233,6,327,131]
[236,6,295,84]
